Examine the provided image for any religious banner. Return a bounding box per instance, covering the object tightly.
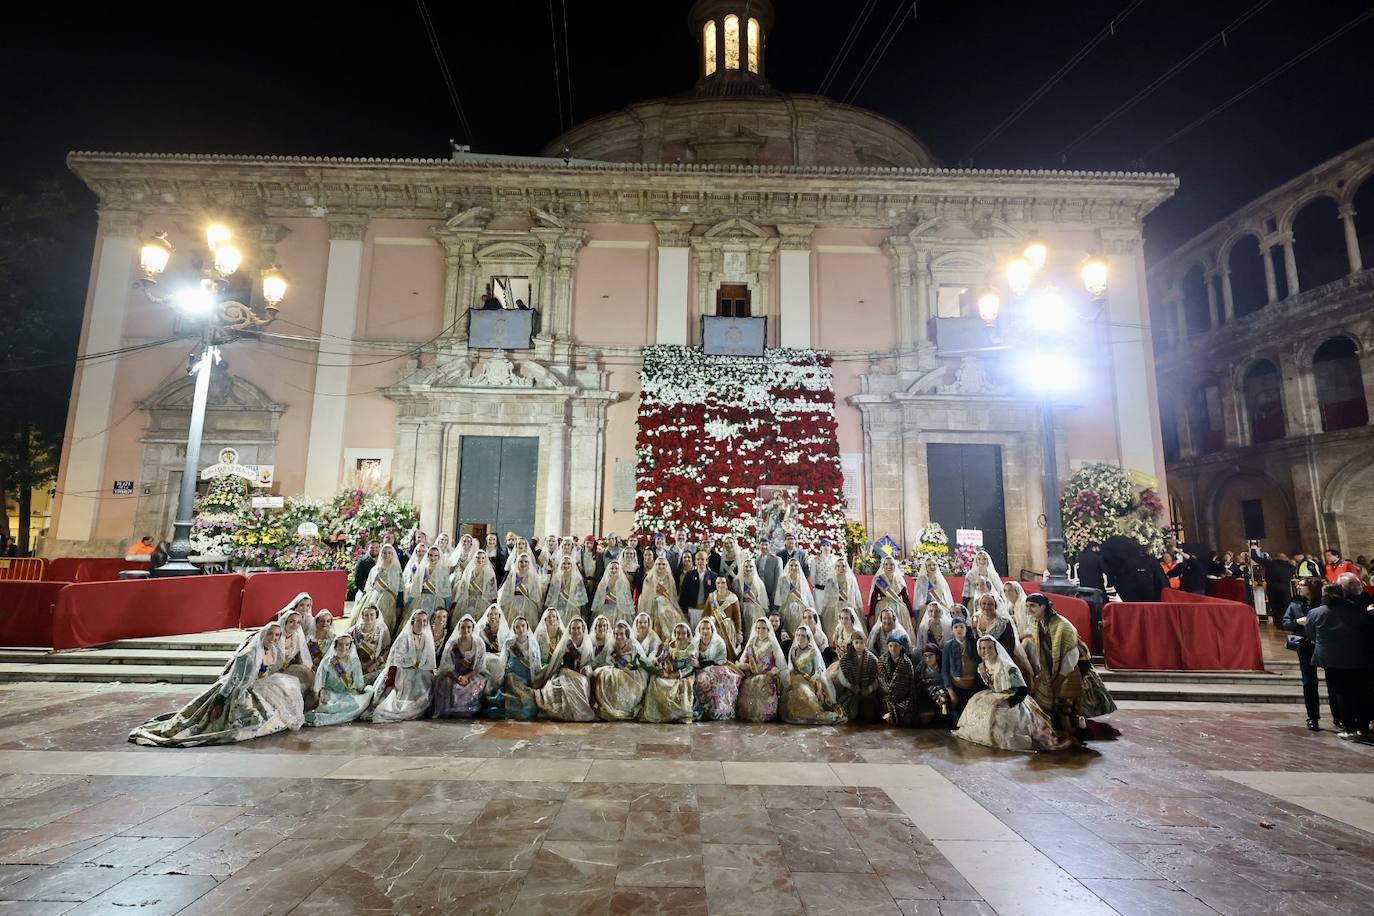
[756,485,799,550]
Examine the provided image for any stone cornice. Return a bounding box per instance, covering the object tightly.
[67,151,1178,228]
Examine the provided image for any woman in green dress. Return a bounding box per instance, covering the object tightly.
[641,622,698,723]
[592,620,653,721]
[130,621,304,747]
[306,632,372,727]
[781,624,846,725]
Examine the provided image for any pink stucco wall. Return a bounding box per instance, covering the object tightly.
[572,225,655,347]
[813,229,895,351]
[358,219,444,341]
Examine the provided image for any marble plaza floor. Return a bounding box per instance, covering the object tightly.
[0,686,1371,915]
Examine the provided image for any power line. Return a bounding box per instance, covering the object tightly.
[548,0,566,132]
[842,0,916,106]
[1135,7,1374,165]
[0,337,181,376]
[964,0,1149,164]
[1058,0,1274,164]
[415,0,473,143]
[817,0,880,97]
[561,0,575,126]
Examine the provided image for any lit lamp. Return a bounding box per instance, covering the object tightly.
[976,288,1002,324]
[132,221,288,576]
[1005,257,1034,295]
[1022,240,1048,272]
[1080,256,1110,299]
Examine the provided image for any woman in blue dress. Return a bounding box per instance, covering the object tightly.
[306,632,372,727]
[502,616,543,721]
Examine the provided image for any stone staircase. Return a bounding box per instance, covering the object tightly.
[0,629,1310,706]
[0,631,242,685]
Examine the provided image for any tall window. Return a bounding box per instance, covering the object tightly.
[1243,361,1286,444]
[1313,336,1368,431]
[724,14,740,70]
[703,21,717,75]
[747,18,760,73]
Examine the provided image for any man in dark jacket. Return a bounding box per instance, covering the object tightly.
[1177,544,1210,595]
[775,534,810,581]
[352,540,380,599]
[1305,580,1374,739]
[1101,541,1170,602]
[678,551,716,621]
[1251,548,1297,623]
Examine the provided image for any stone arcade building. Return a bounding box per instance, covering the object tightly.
[51,0,1175,573]
[1150,137,1374,557]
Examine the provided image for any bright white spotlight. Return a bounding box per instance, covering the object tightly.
[175,280,216,315]
[1014,349,1082,395]
[1025,287,1074,332]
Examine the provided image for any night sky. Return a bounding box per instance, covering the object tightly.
[4,0,1372,261]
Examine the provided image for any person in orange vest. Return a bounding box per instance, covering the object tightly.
[1160,553,1181,591]
[126,536,156,560]
[1323,548,1361,584]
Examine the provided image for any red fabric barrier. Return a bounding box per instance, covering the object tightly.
[1103,594,1263,671]
[44,558,149,583]
[1205,579,1250,604]
[0,581,68,647]
[51,574,245,651]
[852,574,1091,642]
[239,570,348,629]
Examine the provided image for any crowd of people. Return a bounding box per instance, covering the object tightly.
[130,528,1116,754]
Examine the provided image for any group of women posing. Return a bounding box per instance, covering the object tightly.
[131,544,1112,755]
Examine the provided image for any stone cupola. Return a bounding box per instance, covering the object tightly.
[689,0,776,97]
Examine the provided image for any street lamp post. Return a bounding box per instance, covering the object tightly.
[979,244,1109,595]
[135,225,288,577]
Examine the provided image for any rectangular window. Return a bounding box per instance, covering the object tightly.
[936,285,971,318]
[716,283,751,317]
[1240,499,1266,541]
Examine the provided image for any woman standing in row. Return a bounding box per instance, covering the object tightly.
[774,558,814,635]
[455,550,498,621]
[356,545,403,632]
[704,577,742,659]
[545,556,589,623]
[868,556,915,634]
[821,557,862,636]
[406,547,452,620]
[590,560,635,627]
[499,555,544,624]
[639,557,685,640]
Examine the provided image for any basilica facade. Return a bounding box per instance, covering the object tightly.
[51,0,1175,575]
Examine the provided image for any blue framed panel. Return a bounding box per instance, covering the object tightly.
[469,308,535,350]
[701,315,767,357]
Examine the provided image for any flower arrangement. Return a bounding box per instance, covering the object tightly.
[915,521,951,572]
[844,521,869,567]
[633,346,848,549]
[949,543,981,576]
[1060,461,1167,560]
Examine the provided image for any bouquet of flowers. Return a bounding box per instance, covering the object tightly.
[949,543,981,576]
[232,512,293,568]
[914,521,951,572]
[1060,462,1167,560]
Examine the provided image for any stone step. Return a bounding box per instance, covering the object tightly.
[1105,680,1312,704]
[106,631,250,652]
[1101,669,1301,686]
[0,648,231,667]
[0,663,218,685]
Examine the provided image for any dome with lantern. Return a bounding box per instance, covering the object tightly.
[541,0,939,168]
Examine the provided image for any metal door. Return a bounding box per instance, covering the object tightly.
[926,443,1009,574]
[457,436,538,540]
